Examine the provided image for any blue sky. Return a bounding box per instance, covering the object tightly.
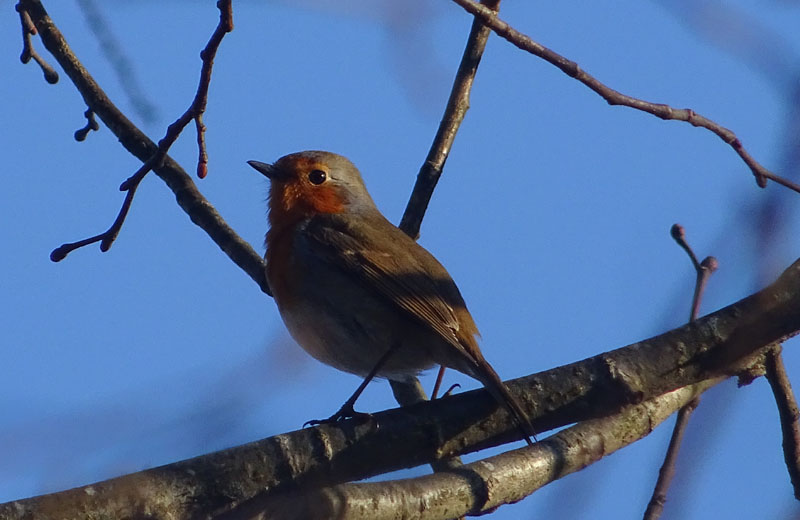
[2,1,800,518]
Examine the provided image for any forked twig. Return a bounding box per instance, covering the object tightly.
[15,2,58,83]
[49,0,233,261]
[74,108,99,142]
[20,0,269,293]
[643,224,718,520]
[670,224,719,323]
[450,0,800,195]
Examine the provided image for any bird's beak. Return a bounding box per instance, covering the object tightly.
[247,160,286,181]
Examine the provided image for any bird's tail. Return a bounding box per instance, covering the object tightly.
[474,361,537,446]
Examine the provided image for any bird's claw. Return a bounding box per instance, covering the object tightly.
[304,403,374,427]
[440,383,461,398]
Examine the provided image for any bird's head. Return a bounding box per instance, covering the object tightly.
[249,151,376,224]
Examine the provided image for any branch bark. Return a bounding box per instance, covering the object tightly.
[222,380,719,520]
[11,2,800,519]
[3,258,800,520]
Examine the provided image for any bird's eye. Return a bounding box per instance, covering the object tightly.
[308,169,327,185]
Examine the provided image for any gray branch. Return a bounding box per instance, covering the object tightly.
[2,258,800,520]
[220,379,719,520]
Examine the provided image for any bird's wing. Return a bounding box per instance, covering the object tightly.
[298,213,479,358]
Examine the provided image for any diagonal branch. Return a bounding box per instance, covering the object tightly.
[398,0,500,239]
[19,0,270,294]
[642,397,700,520]
[3,257,800,520]
[450,0,800,195]
[48,0,233,260]
[15,2,58,83]
[764,345,800,500]
[221,379,719,520]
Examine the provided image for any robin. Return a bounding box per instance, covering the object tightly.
[248,151,535,445]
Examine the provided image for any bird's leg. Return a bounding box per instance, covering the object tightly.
[430,366,446,400]
[430,366,460,399]
[304,343,399,427]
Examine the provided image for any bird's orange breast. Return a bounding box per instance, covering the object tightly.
[265,222,298,308]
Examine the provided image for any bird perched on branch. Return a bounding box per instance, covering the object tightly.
[249,150,535,445]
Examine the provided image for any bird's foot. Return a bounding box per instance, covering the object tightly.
[439,383,461,399]
[303,402,374,427]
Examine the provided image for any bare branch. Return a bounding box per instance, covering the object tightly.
[50,163,143,260]
[15,2,58,83]
[644,224,719,520]
[222,381,718,520]
[48,0,233,260]
[670,224,719,322]
[765,345,800,499]
[450,0,800,195]
[643,397,700,520]
[399,0,500,238]
[3,258,800,520]
[17,0,268,292]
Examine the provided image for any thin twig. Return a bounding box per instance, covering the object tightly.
[450,0,800,195]
[643,397,700,519]
[196,114,209,179]
[643,224,719,520]
[398,0,500,238]
[658,0,800,291]
[21,0,270,293]
[74,108,99,141]
[49,0,233,260]
[15,2,58,83]
[670,224,719,322]
[764,345,800,500]
[50,161,148,261]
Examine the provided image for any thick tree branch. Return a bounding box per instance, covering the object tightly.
[11,2,800,519]
[19,0,270,294]
[223,380,719,520]
[3,258,800,520]
[450,0,800,195]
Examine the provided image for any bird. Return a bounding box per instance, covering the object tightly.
[248,150,535,445]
